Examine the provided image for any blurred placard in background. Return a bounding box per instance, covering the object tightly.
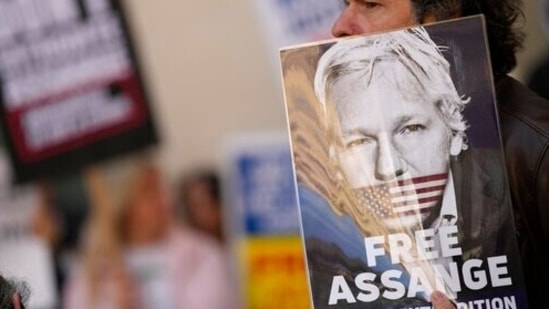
[252,0,342,71]
[253,0,342,47]
[222,132,310,309]
[0,0,157,183]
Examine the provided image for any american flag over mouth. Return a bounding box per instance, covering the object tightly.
[354,173,448,219]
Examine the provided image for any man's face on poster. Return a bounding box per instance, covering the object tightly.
[327,60,462,229]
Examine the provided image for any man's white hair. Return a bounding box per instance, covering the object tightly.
[314,27,470,149]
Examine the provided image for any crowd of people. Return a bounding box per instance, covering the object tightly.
[2,159,234,309]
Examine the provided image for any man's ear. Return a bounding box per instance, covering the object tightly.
[12,292,22,309]
[450,134,464,156]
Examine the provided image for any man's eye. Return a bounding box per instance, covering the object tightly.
[346,138,371,148]
[341,0,350,7]
[402,124,426,134]
[360,1,379,9]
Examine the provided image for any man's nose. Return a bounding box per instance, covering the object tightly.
[375,138,407,181]
[331,6,361,37]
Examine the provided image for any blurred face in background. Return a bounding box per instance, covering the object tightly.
[123,166,172,245]
[185,181,220,233]
[180,173,223,240]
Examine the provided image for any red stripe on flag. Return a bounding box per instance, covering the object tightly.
[391,185,446,198]
[397,173,447,186]
[393,195,440,208]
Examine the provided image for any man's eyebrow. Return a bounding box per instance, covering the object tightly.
[394,115,413,128]
[392,114,429,131]
[340,127,376,140]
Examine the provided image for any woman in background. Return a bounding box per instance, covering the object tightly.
[63,162,235,309]
[179,170,225,242]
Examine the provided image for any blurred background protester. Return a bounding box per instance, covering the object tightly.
[62,162,236,309]
[30,184,63,304]
[0,274,30,309]
[178,170,225,242]
[32,185,60,262]
[30,175,91,307]
[1,150,59,309]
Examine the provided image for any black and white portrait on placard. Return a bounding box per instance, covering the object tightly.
[281,16,528,308]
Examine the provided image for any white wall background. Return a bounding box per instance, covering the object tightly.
[120,0,287,182]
